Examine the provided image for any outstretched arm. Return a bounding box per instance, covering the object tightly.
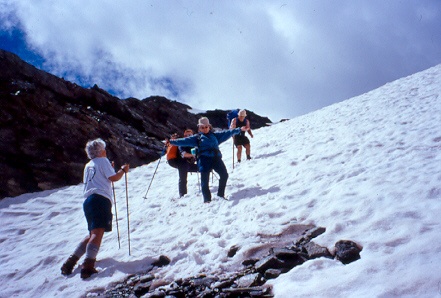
[216,128,242,144]
[169,135,199,147]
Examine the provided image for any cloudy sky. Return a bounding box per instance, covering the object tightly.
[1,0,440,121]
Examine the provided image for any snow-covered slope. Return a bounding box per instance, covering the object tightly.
[1,64,440,297]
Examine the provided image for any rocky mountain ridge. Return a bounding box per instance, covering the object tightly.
[0,49,271,199]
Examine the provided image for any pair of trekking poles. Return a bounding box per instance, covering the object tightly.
[112,152,165,256]
[112,172,131,256]
[111,144,215,256]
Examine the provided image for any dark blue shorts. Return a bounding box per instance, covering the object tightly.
[83,194,112,232]
[234,135,250,146]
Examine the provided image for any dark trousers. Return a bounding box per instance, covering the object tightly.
[200,156,228,202]
[169,158,198,197]
[178,161,198,196]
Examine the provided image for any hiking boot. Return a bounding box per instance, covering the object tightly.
[61,255,79,276]
[247,155,252,160]
[80,258,98,279]
[237,159,241,163]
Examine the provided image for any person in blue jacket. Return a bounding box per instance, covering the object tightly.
[168,117,248,203]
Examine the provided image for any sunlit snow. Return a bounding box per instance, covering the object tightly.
[1,64,440,297]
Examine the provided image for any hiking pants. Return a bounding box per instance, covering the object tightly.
[199,156,228,202]
[178,161,198,197]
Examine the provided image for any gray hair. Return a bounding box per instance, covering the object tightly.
[85,138,106,159]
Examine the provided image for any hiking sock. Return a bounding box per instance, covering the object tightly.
[81,243,100,278]
[85,243,100,260]
[73,241,87,258]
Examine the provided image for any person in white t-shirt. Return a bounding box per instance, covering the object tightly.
[61,138,129,279]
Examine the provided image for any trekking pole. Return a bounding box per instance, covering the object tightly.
[124,172,131,256]
[232,140,235,169]
[143,147,166,200]
[112,182,121,249]
[197,171,201,192]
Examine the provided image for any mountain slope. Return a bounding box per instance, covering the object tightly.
[0,49,271,199]
[0,63,440,297]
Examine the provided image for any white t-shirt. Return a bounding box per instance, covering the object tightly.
[83,157,116,201]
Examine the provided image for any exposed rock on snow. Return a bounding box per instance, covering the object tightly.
[94,226,361,297]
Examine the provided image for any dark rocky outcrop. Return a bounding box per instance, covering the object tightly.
[90,226,362,297]
[0,49,271,199]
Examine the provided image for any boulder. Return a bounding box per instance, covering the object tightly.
[302,241,333,259]
[335,240,362,264]
[151,255,171,267]
[295,226,326,246]
[133,281,152,297]
[235,273,263,288]
[254,256,286,273]
[264,269,282,279]
[269,247,304,271]
[227,245,240,257]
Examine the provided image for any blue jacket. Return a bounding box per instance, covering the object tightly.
[170,128,241,158]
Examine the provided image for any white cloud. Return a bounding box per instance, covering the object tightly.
[3,0,441,120]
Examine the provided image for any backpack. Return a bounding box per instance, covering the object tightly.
[227,109,240,127]
[166,145,180,161]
